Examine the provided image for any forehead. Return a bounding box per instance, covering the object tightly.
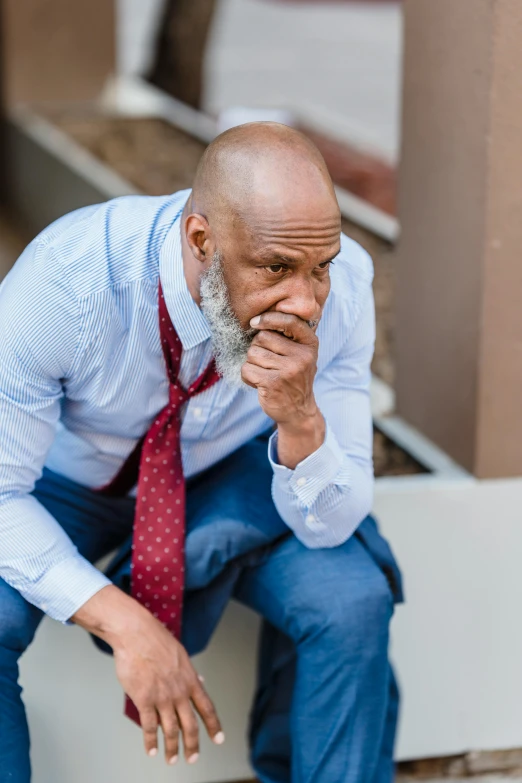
[225,190,341,257]
[233,212,341,263]
[214,148,341,249]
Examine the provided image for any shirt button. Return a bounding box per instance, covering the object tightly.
[296,477,307,487]
[193,407,202,418]
[305,514,316,525]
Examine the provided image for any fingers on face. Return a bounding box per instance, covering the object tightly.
[241,362,277,388]
[252,312,316,343]
[247,343,282,369]
[240,362,258,388]
[249,332,315,377]
[252,329,293,355]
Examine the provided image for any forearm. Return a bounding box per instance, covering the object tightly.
[0,493,111,621]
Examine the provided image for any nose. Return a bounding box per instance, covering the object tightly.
[275,276,321,323]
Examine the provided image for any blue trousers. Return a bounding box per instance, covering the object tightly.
[0,435,401,782]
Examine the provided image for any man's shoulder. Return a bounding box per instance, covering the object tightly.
[33,190,190,298]
[327,233,374,319]
[316,236,374,366]
[334,233,374,290]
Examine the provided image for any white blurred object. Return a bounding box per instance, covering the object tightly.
[205,0,402,160]
[116,0,165,76]
[116,0,402,160]
[217,107,296,134]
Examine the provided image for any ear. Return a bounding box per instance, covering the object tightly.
[185,213,213,264]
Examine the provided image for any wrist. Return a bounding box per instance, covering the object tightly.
[71,584,152,650]
[276,407,326,469]
[277,403,323,438]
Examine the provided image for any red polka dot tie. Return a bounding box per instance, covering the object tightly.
[99,283,220,723]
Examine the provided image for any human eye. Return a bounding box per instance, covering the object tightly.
[265,263,287,274]
[317,260,334,271]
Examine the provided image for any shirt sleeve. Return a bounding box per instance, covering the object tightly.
[0,240,111,623]
[268,287,375,548]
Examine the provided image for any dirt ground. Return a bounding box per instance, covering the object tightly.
[47,112,420,478]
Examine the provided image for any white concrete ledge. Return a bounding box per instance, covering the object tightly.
[375,414,472,483]
[376,475,522,760]
[102,74,217,145]
[7,107,139,235]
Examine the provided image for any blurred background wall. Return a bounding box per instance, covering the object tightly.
[118,0,402,160]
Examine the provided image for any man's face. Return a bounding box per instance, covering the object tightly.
[199,198,341,387]
[218,208,341,332]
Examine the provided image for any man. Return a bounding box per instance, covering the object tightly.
[0,123,402,782]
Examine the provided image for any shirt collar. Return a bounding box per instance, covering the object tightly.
[159,192,212,351]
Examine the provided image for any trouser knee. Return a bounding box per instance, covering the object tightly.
[302,570,393,658]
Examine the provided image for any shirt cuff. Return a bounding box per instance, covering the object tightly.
[25,553,112,624]
[268,422,348,507]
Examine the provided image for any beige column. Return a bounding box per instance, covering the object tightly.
[1,0,115,105]
[396,0,522,478]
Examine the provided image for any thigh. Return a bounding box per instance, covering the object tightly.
[0,576,43,653]
[184,432,288,590]
[32,468,135,564]
[234,533,394,646]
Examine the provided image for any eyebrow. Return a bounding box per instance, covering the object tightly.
[276,252,339,266]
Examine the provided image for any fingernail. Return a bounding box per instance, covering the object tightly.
[188,753,199,764]
[213,731,225,745]
[168,755,178,765]
[198,674,205,683]
[148,748,158,757]
[250,316,260,327]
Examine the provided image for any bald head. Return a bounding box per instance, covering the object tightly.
[190,122,339,233]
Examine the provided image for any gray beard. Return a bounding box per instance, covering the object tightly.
[200,251,256,388]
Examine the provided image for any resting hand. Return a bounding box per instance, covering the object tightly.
[72,585,224,765]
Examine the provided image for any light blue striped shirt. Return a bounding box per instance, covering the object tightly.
[0,189,375,623]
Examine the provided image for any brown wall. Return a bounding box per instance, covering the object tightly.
[397,0,522,478]
[476,1,522,477]
[0,0,6,201]
[2,0,115,106]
